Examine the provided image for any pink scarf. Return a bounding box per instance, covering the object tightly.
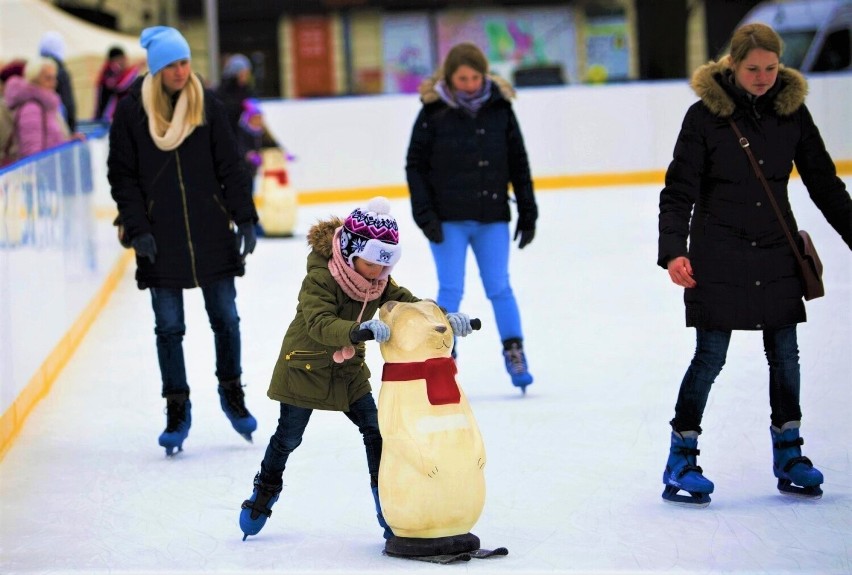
[328,227,387,362]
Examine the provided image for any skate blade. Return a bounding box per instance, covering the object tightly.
[662,486,711,507]
[164,444,183,457]
[778,480,823,499]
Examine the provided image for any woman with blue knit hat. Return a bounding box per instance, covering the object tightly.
[108,26,260,457]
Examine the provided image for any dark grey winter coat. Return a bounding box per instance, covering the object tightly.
[406,75,538,234]
[267,218,419,412]
[108,75,256,290]
[658,60,852,330]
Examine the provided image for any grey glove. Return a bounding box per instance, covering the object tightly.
[131,233,157,264]
[447,312,473,337]
[358,319,391,343]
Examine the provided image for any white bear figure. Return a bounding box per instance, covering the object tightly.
[376,300,486,539]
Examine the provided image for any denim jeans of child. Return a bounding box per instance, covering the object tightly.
[259,392,382,483]
[150,277,241,396]
[670,325,802,433]
[429,220,523,341]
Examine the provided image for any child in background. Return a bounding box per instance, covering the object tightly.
[238,197,474,541]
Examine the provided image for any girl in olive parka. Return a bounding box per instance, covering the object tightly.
[238,197,475,541]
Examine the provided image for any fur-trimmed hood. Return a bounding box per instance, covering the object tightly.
[690,58,808,118]
[418,73,516,105]
[306,216,343,259]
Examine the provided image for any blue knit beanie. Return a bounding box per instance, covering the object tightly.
[140,26,191,76]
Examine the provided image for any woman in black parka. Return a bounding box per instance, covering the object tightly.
[108,26,260,456]
[406,42,538,393]
[657,23,851,506]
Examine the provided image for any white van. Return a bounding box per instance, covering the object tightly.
[733,0,852,72]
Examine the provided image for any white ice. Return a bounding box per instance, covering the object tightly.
[1,183,850,574]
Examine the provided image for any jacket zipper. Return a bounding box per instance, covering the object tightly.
[175,150,199,287]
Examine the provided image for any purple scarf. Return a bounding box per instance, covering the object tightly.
[435,76,493,117]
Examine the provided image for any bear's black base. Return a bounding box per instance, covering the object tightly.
[384,532,480,557]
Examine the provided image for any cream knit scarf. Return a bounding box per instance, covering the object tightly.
[328,227,387,362]
[141,73,203,151]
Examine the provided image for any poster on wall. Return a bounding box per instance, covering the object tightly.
[584,15,630,83]
[382,13,435,94]
[436,7,578,86]
[292,16,335,97]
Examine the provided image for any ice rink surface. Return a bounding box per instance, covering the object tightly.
[1,183,850,574]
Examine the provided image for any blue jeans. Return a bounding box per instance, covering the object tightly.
[429,221,522,341]
[150,277,242,396]
[671,326,802,433]
[259,392,382,483]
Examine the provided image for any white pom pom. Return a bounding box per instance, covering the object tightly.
[366,196,391,215]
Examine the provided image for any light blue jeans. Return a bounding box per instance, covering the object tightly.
[429,221,522,341]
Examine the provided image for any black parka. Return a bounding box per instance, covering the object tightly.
[659,61,852,330]
[108,75,256,290]
[267,218,419,412]
[406,75,537,232]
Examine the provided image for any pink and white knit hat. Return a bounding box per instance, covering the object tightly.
[339,196,401,270]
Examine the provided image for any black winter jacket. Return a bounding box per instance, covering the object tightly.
[406,75,537,232]
[659,61,851,330]
[108,75,256,290]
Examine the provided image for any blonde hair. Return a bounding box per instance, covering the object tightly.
[441,42,489,87]
[24,57,56,83]
[147,70,205,133]
[729,23,783,65]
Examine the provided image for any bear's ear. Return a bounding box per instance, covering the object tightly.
[382,301,399,313]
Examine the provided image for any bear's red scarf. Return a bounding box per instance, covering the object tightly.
[381,357,460,405]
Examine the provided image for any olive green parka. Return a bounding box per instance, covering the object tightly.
[267,217,419,411]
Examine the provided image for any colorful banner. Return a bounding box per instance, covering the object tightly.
[382,13,435,94]
[436,7,577,84]
[584,16,630,83]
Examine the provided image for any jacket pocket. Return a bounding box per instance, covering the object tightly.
[285,351,332,401]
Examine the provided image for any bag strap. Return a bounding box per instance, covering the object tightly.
[727,118,805,265]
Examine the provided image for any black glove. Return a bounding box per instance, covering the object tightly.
[422,220,443,244]
[236,222,257,257]
[131,233,157,263]
[514,223,535,249]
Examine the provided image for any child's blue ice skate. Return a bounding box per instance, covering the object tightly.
[218,379,257,442]
[240,473,282,540]
[771,423,823,498]
[662,431,714,507]
[158,394,191,456]
[502,338,533,393]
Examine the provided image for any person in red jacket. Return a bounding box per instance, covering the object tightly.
[94,46,140,122]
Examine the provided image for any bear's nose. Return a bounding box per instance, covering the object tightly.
[435,325,447,334]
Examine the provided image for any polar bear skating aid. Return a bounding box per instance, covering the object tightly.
[357,300,506,561]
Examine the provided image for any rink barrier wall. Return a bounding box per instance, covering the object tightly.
[2,76,851,460]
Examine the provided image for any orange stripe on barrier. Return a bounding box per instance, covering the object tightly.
[0,250,135,461]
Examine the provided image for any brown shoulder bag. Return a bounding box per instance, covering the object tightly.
[728,118,825,300]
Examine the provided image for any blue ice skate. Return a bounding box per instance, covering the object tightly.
[218,380,257,442]
[662,431,714,507]
[502,338,533,393]
[158,395,191,456]
[240,473,282,540]
[771,423,823,498]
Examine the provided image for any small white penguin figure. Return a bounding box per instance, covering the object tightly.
[376,300,486,553]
